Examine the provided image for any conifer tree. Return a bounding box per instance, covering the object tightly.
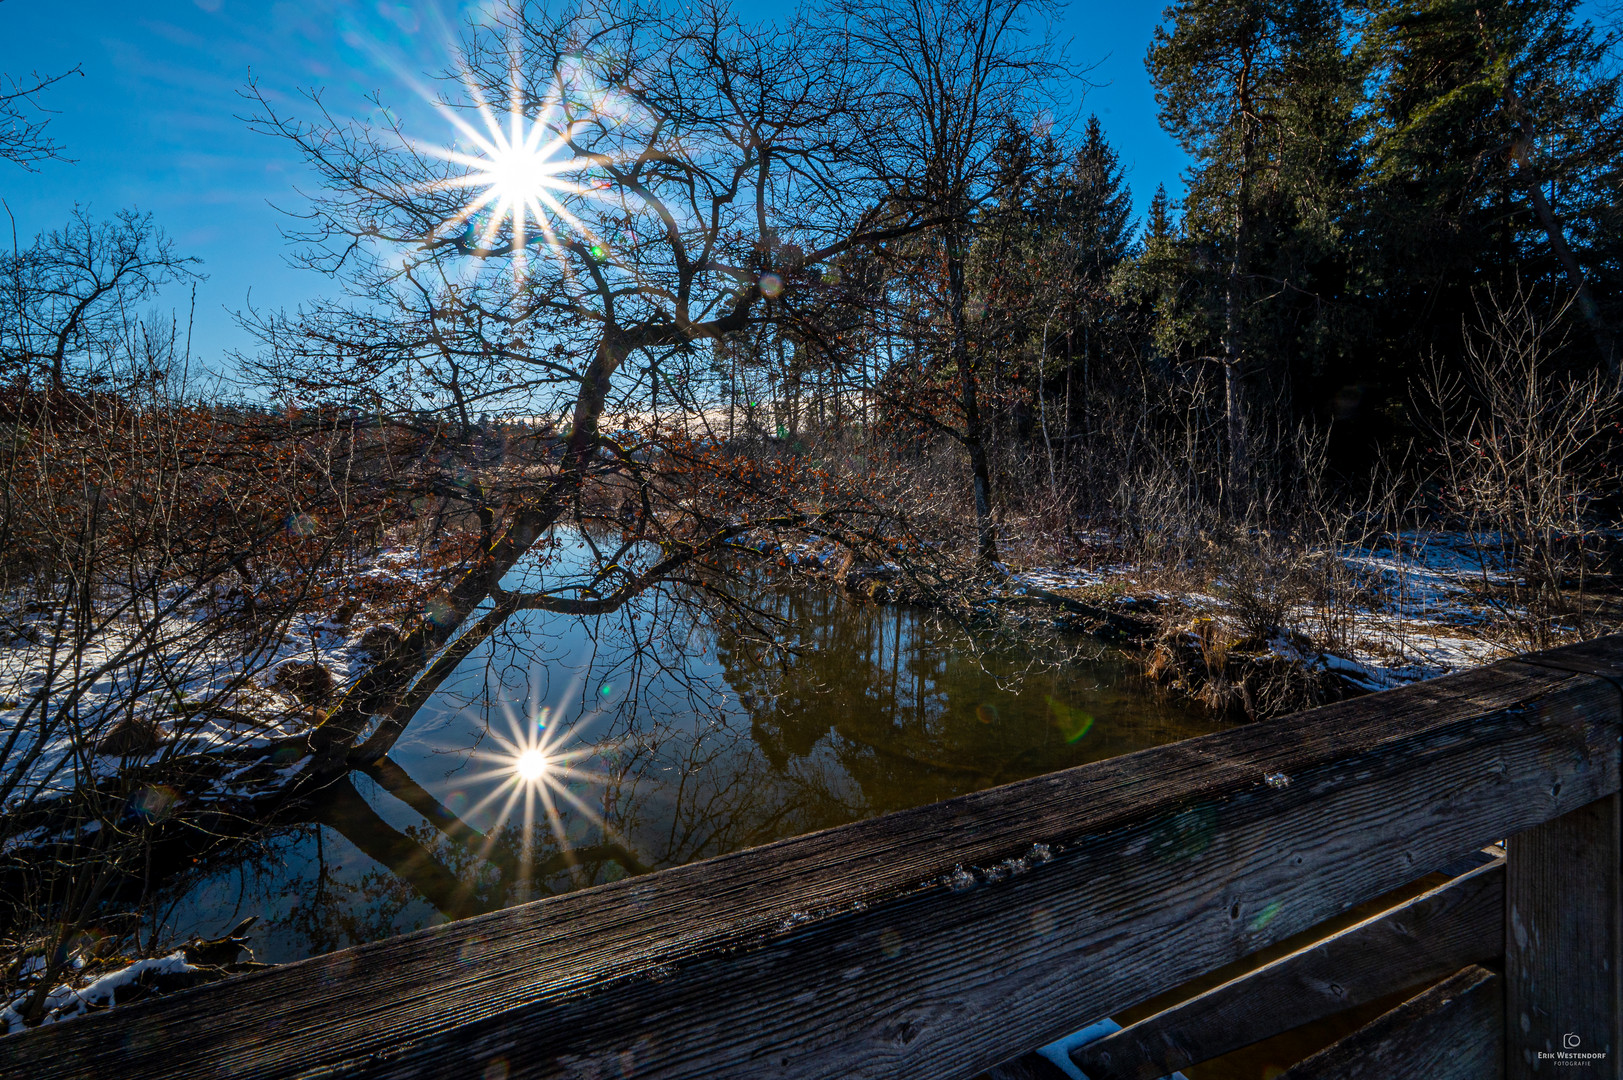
[1359,0,1622,379]
[967,115,1138,477]
[826,0,1062,568]
[1049,116,1136,449]
[1113,184,1205,365]
[1146,183,1175,244]
[1065,115,1136,281]
[1147,0,1358,503]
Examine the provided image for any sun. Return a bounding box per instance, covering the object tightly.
[448,693,620,897]
[419,66,606,270]
[442,109,586,251]
[435,105,590,260]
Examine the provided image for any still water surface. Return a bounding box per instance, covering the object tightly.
[168,564,1219,965]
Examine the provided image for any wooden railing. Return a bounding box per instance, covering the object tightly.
[7,636,1622,1080]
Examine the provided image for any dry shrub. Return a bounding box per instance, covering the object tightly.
[1419,286,1622,651]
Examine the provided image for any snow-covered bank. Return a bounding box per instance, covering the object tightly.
[748,526,1550,697]
[0,535,468,808]
[2,953,203,1034]
[995,529,1601,705]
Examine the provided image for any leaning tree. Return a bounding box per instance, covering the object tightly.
[238,0,933,767]
[0,0,957,980]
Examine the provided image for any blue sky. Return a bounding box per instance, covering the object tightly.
[0,0,1190,367]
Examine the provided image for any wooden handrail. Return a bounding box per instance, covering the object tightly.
[1283,964,1505,1079]
[1071,852,1506,1080]
[5,637,1622,1080]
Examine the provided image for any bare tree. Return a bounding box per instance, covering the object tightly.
[0,19,80,172]
[818,0,1064,568]
[0,2,1056,1000]
[0,209,199,390]
[232,0,947,762]
[1420,286,1621,650]
[0,315,405,1021]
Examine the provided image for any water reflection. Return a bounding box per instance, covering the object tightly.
[162,568,1217,964]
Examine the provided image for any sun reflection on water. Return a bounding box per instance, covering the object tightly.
[452,695,615,893]
[513,747,551,782]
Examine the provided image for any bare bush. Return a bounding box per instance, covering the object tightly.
[0,334,416,1021]
[1420,287,1622,650]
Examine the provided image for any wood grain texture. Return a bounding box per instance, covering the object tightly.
[1507,794,1622,1078]
[1522,638,1623,685]
[1278,965,1503,1080]
[984,1052,1072,1080]
[1072,856,1506,1080]
[4,640,1620,1080]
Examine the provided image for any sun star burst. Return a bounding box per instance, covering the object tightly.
[513,747,551,781]
[423,72,604,273]
[448,693,620,896]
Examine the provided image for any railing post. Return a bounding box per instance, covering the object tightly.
[1506,792,1622,1077]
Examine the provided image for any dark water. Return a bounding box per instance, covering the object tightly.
[165,567,1218,965]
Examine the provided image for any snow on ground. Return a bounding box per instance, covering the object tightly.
[762,528,1525,691]
[1269,615,1505,691]
[0,527,1554,1035]
[1341,530,1510,616]
[0,538,454,808]
[1008,566,1132,592]
[1009,530,1520,691]
[1302,531,1514,688]
[1,952,201,1034]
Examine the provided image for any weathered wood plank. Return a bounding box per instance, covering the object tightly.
[4,642,1620,1080]
[1522,637,1623,685]
[985,1054,1071,1080]
[1506,794,1622,1078]
[1071,856,1506,1080]
[1277,965,1503,1080]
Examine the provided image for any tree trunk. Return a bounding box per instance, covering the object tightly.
[946,224,999,568]
[1222,205,1248,509]
[1223,58,1256,512]
[312,333,630,769]
[1039,313,1058,500]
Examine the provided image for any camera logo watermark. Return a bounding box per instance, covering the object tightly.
[1538,1031,1609,1067]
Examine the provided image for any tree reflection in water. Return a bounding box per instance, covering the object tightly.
[154,579,1215,964]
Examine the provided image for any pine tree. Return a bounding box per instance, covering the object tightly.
[1064,115,1137,280]
[1146,184,1175,243]
[1048,116,1136,450]
[1113,185,1207,366]
[1147,0,1359,503]
[967,115,1140,482]
[1359,0,1622,379]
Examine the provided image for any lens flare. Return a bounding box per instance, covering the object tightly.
[449,685,626,894]
[1048,696,1094,744]
[437,106,587,255]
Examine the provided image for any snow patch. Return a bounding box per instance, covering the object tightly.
[3,952,200,1034]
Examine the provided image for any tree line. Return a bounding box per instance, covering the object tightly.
[801,0,1621,555]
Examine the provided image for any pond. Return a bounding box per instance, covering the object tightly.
[161,558,1220,966]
